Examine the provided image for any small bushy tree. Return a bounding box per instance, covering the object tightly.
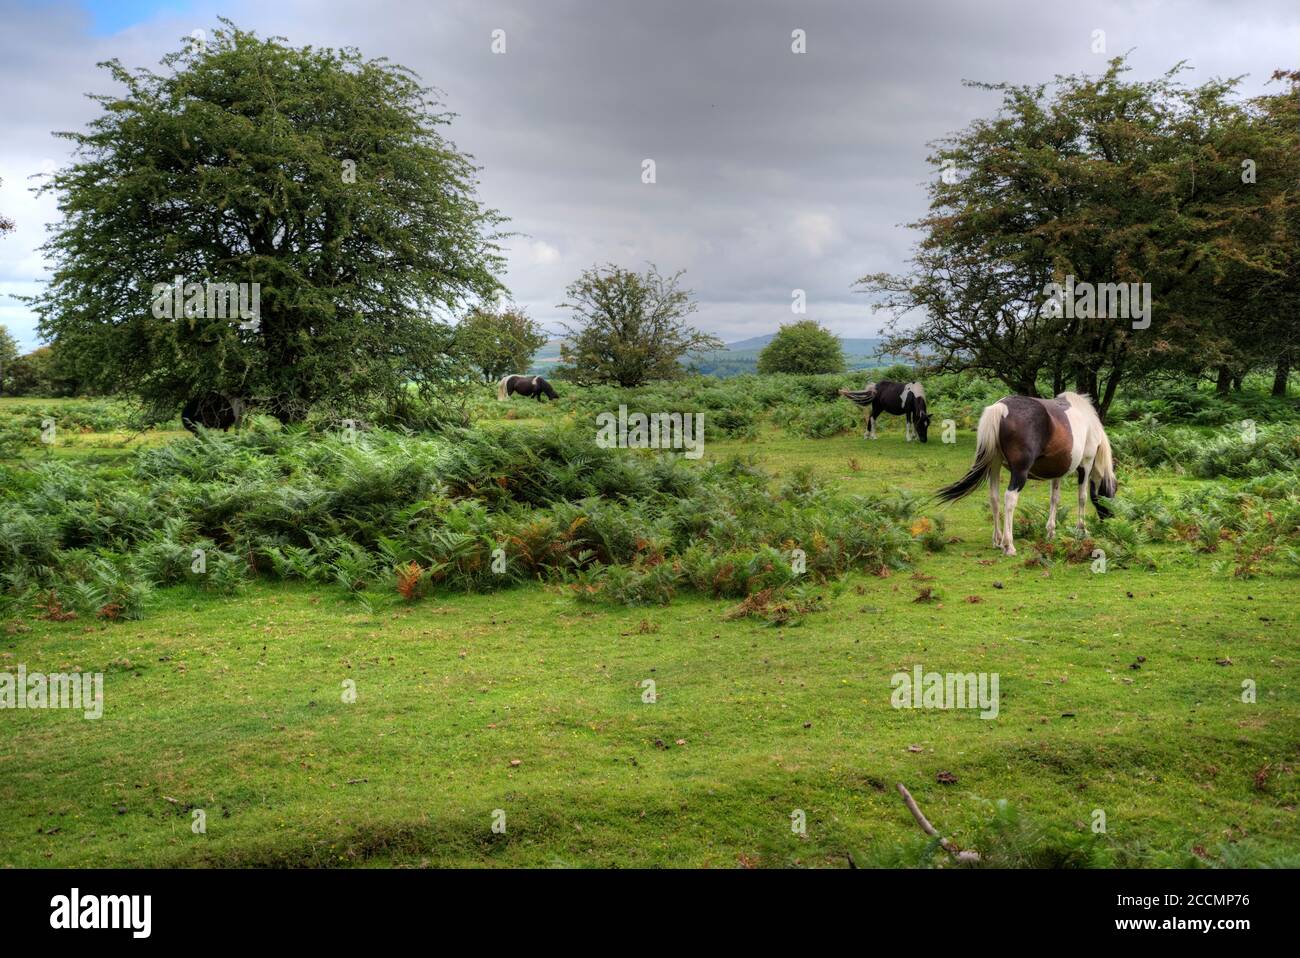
[556,264,722,386]
[455,305,548,382]
[4,345,81,397]
[0,326,19,395]
[2,345,78,397]
[757,320,845,374]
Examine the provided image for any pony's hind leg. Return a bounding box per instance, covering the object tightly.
[1002,470,1026,556]
[1076,463,1090,536]
[1047,478,1061,540]
[988,465,1003,548]
[868,414,877,439]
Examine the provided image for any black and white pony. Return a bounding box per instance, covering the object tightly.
[934,392,1117,556]
[838,380,932,442]
[181,393,246,434]
[496,374,558,401]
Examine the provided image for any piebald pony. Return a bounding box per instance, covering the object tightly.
[934,392,1116,555]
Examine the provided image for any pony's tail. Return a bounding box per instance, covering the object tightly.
[934,402,1007,503]
[1089,429,1118,516]
[496,376,509,401]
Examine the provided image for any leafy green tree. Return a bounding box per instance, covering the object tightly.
[1228,70,1299,397]
[455,305,548,382]
[757,320,845,374]
[3,345,80,397]
[0,326,19,395]
[859,58,1276,418]
[1136,69,1298,396]
[556,264,722,386]
[27,20,504,422]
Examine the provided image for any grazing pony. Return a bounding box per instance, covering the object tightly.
[496,374,559,401]
[934,392,1117,556]
[181,393,247,434]
[838,380,932,442]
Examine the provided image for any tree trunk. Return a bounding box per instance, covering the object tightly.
[1273,355,1291,397]
[1098,370,1122,423]
[1232,375,1243,392]
[1011,376,1040,397]
[1215,367,1232,393]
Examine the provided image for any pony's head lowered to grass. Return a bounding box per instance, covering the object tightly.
[1058,392,1117,519]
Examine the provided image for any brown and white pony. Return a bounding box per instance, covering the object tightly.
[934,392,1116,555]
[838,380,932,442]
[496,374,559,401]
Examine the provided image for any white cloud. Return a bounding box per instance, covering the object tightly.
[790,212,840,258]
[526,240,560,265]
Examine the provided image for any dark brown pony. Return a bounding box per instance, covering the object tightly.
[496,375,558,401]
[934,392,1117,555]
[838,380,932,442]
[181,393,246,434]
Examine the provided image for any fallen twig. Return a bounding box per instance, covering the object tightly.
[896,783,980,864]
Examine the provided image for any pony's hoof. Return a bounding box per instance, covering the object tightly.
[1046,527,1056,540]
[1003,545,1017,557]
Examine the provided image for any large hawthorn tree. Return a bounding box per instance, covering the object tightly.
[28,21,505,422]
[1228,71,1300,396]
[859,58,1291,418]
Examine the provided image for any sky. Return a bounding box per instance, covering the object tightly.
[0,0,1296,351]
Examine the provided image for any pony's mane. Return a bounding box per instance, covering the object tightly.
[1056,391,1099,423]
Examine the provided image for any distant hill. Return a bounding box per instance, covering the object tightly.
[723,333,777,350]
[725,333,884,356]
[696,335,892,377]
[725,333,885,350]
[528,334,899,378]
[533,337,565,360]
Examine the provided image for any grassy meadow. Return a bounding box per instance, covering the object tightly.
[1,385,1297,868]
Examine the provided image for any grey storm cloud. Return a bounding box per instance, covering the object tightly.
[1,0,1296,349]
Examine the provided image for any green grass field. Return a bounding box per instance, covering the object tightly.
[1,403,1297,868]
